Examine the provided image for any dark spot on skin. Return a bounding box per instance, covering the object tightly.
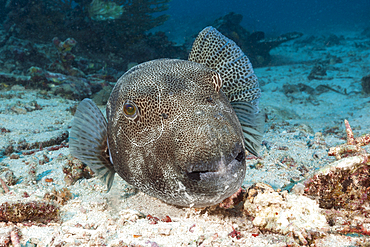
[161,113,168,119]
[206,96,214,103]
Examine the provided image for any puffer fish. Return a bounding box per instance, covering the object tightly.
[69,26,263,207]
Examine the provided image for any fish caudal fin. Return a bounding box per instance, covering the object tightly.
[189,26,263,156]
[69,98,116,191]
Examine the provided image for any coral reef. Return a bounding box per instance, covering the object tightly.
[0,36,53,74]
[0,5,186,101]
[88,0,125,21]
[5,100,42,114]
[0,177,9,193]
[212,12,303,67]
[50,37,84,77]
[362,26,370,38]
[2,0,172,56]
[0,169,17,187]
[0,201,59,223]
[282,82,347,106]
[29,67,93,100]
[296,120,370,238]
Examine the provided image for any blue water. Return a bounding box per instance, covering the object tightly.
[154,0,370,43]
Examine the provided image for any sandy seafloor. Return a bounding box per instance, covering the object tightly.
[0,29,370,246]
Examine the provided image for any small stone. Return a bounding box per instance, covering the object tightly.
[11,85,25,91]
[9,153,20,159]
[291,183,305,195]
[10,106,27,114]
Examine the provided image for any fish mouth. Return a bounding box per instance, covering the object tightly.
[186,143,245,181]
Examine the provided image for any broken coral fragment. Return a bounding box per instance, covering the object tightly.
[62,155,94,186]
[243,183,328,245]
[304,120,370,210]
[44,187,73,205]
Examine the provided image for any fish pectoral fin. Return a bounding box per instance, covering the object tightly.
[231,101,264,157]
[69,98,116,192]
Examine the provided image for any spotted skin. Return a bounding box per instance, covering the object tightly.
[106,59,246,206]
[189,26,261,105]
[70,27,262,207]
[189,27,263,156]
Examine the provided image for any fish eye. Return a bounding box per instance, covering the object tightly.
[123,100,139,118]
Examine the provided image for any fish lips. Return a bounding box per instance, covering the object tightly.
[185,142,246,182]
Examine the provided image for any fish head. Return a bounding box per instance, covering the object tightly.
[106,59,246,207]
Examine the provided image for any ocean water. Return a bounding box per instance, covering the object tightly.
[154,0,370,43]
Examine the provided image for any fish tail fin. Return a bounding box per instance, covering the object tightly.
[69,98,115,191]
[189,26,263,156]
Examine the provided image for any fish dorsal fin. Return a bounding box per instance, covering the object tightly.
[189,26,261,104]
[189,26,263,156]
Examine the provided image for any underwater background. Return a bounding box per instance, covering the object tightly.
[0,0,369,87]
[1,0,370,246]
[157,0,370,43]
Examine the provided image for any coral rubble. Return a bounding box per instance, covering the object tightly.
[304,120,370,211]
[243,183,328,245]
[0,201,59,223]
[44,187,73,205]
[62,155,94,186]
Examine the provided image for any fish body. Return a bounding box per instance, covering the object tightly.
[70,27,262,207]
